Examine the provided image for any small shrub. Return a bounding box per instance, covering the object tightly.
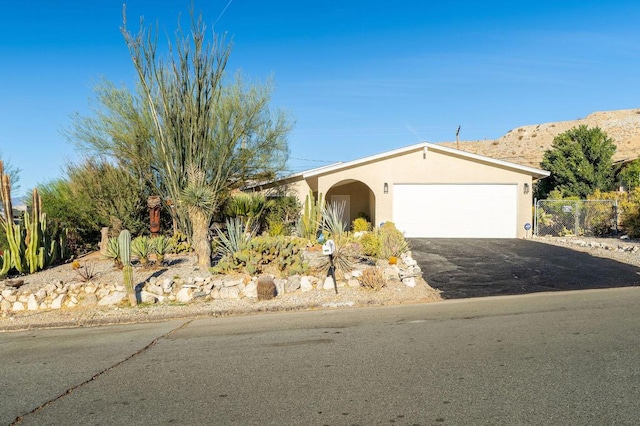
[74,262,98,282]
[314,242,357,276]
[267,218,286,236]
[359,232,381,257]
[359,267,386,290]
[379,222,409,259]
[352,217,371,232]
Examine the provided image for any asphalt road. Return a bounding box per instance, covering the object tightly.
[5,287,640,425]
[410,238,640,299]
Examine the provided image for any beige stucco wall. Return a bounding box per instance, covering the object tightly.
[312,147,536,238]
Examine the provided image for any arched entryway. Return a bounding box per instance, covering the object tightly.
[325,180,375,230]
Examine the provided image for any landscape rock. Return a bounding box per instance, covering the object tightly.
[300,276,313,292]
[98,292,126,306]
[285,275,301,293]
[51,294,66,309]
[176,287,193,303]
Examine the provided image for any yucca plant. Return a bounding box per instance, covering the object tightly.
[322,200,347,241]
[131,236,154,265]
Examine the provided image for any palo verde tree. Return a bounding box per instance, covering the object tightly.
[69,8,291,267]
[538,125,617,199]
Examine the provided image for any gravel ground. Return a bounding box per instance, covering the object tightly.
[0,252,442,332]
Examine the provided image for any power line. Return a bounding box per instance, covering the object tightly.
[289,157,338,164]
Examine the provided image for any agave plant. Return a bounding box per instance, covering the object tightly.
[152,235,174,264]
[103,237,122,268]
[215,217,257,257]
[131,236,154,265]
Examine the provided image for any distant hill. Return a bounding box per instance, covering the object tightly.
[439,109,640,169]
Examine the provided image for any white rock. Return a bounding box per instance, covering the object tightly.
[12,301,25,311]
[79,293,98,307]
[35,289,47,300]
[84,285,97,294]
[162,278,173,293]
[223,277,244,288]
[323,276,336,290]
[27,295,39,311]
[219,286,240,300]
[140,291,159,304]
[0,299,12,311]
[98,292,126,306]
[402,277,416,288]
[242,281,258,299]
[285,276,301,293]
[275,279,286,295]
[51,294,66,309]
[176,287,193,303]
[145,283,164,296]
[1,289,14,298]
[300,276,313,292]
[348,278,361,288]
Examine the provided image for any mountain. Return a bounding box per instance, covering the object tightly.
[438,109,640,169]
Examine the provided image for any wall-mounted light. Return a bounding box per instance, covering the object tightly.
[384,183,389,194]
[524,183,530,194]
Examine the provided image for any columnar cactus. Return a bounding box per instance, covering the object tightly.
[118,230,137,306]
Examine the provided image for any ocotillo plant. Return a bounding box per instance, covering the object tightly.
[118,230,137,307]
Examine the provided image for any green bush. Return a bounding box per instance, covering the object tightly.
[379,222,409,259]
[352,217,371,232]
[359,232,381,257]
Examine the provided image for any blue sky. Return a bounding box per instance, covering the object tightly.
[2,0,640,199]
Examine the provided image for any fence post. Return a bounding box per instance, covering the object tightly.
[534,198,538,237]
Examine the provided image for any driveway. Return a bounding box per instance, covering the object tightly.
[410,238,640,299]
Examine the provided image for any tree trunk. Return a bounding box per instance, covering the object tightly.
[190,211,211,268]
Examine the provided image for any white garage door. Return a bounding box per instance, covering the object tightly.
[393,184,517,238]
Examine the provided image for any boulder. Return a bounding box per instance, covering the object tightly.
[285,275,301,293]
[51,294,66,309]
[242,281,258,299]
[98,292,126,306]
[176,287,193,303]
[300,276,313,292]
[219,286,241,300]
[79,293,99,307]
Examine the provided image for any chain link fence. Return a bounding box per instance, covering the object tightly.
[535,200,618,237]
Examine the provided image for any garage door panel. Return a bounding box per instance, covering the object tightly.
[393,184,517,238]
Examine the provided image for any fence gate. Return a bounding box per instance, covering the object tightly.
[535,199,618,237]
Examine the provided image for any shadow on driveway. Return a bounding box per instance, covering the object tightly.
[410,238,640,299]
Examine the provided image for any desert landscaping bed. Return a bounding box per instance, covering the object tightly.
[0,249,439,332]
